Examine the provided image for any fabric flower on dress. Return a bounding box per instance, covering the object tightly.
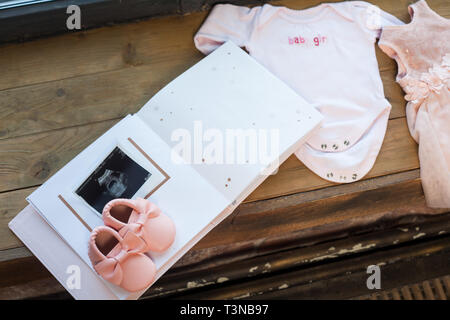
[404,53,450,103]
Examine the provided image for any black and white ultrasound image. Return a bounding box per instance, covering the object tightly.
[76,147,151,213]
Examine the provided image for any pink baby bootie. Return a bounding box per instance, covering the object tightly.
[102,198,176,252]
[88,226,156,292]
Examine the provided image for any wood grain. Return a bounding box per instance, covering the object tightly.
[0,58,404,141]
[0,0,447,92]
[0,119,117,193]
[0,13,206,91]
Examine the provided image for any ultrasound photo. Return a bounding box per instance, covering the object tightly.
[76,147,151,213]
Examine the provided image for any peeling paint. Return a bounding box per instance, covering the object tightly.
[309,243,376,262]
[186,280,214,289]
[234,292,250,299]
[413,232,426,239]
[351,243,375,251]
[261,263,271,273]
[217,277,229,283]
[187,281,201,288]
[249,266,258,273]
[310,254,338,262]
[278,283,289,290]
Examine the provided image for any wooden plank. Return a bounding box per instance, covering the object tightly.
[0,276,64,300]
[1,0,447,92]
[144,215,450,299]
[173,237,450,300]
[0,57,404,141]
[1,208,449,299]
[0,13,206,91]
[0,59,198,140]
[0,168,445,255]
[247,116,418,202]
[0,116,418,196]
[0,119,117,193]
[195,172,445,250]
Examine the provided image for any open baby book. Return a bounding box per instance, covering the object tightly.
[9,41,323,299]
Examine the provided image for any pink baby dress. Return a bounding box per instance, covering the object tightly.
[379,0,450,208]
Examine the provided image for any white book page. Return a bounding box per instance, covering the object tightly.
[9,205,118,300]
[138,41,323,205]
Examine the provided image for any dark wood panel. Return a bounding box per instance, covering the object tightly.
[172,236,450,299]
[1,211,448,299]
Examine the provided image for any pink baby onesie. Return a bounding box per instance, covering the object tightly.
[379,0,450,208]
[195,1,403,183]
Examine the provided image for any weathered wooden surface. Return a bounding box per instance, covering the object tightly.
[0,0,449,299]
[175,236,450,300]
[1,208,448,299]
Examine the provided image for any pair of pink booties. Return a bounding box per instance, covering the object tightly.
[88,198,175,292]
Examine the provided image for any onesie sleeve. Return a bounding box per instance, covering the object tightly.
[348,1,404,39]
[194,4,261,55]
